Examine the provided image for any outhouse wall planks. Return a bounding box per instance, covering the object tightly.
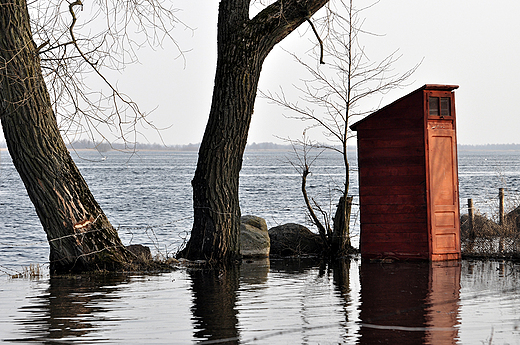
[351,84,461,261]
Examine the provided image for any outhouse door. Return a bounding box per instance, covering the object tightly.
[426,92,461,260]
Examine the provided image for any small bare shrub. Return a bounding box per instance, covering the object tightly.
[461,208,520,260]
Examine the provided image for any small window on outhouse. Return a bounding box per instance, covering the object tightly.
[440,97,451,116]
[429,97,439,116]
[429,96,451,116]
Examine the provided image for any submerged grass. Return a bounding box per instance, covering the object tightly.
[9,264,45,279]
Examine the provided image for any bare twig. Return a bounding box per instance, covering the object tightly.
[306,17,325,64]
[26,0,189,148]
[262,0,419,256]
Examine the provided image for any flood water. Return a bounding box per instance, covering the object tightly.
[1,259,520,344]
[1,148,520,344]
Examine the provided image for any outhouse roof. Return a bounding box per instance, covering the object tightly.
[350,84,459,131]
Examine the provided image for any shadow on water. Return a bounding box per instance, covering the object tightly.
[357,261,461,345]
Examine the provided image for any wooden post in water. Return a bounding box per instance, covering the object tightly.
[467,198,475,253]
[468,199,474,237]
[499,188,505,252]
[499,188,505,226]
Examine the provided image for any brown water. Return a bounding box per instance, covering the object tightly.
[1,258,519,344]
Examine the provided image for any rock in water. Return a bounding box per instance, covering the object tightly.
[126,244,152,262]
[269,223,323,257]
[240,215,270,257]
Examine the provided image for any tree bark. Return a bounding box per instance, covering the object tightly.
[0,0,133,273]
[179,0,329,262]
[332,194,353,255]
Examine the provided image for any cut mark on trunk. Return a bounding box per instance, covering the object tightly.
[74,219,92,230]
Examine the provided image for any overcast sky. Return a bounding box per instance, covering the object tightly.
[1,0,519,146]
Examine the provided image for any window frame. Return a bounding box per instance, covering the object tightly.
[426,91,454,119]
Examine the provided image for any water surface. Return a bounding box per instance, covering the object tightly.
[2,149,520,344]
[1,259,520,344]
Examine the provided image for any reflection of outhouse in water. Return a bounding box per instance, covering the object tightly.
[358,261,461,344]
[350,84,461,261]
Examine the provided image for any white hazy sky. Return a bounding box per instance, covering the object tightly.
[1,0,520,146]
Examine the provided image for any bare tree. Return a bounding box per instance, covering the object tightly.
[262,0,419,256]
[0,0,182,273]
[178,0,330,263]
[31,0,184,146]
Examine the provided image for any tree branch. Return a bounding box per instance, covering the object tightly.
[302,165,330,248]
[249,0,329,56]
[305,17,325,64]
[68,0,144,141]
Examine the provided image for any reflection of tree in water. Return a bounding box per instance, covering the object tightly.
[269,257,325,273]
[189,259,271,344]
[189,266,240,344]
[332,258,352,340]
[11,259,461,344]
[17,274,129,342]
[333,258,351,302]
[251,258,355,343]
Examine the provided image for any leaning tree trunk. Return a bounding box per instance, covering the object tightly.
[179,0,329,262]
[0,0,133,273]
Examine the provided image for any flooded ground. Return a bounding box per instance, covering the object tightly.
[2,150,520,343]
[1,258,519,344]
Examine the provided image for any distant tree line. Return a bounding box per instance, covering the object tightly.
[245,142,292,151]
[457,144,520,151]
[0,139,305,152]
[5,140,520,152]
[63,139,295,152]
[66,139,201,152]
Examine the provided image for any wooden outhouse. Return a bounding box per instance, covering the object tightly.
[350,84,461,261]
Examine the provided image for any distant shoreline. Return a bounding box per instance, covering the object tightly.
[458,144,520,152]
[2,142,520,153]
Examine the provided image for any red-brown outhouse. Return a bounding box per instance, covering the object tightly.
[350,84,461,261]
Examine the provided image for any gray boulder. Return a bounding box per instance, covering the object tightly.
[268,223,323,257]
[240,215,270,257]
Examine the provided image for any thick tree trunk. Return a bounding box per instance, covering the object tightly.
[179,0,328,262]
[0,0,133,273]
